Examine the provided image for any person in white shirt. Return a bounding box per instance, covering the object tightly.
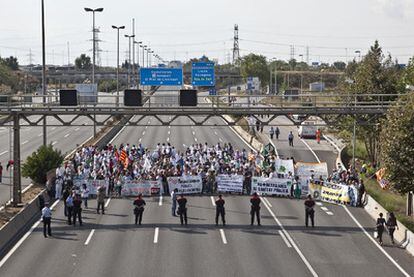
[41,203,52,238]
[81,183,90,208]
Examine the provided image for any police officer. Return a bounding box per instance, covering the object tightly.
[97,186,105,214]
[133,193,146,225]
[66,193,74,225]
[177,194,188,225]
[304,194,316,227]
[250,192,261,226]
[72,194,83,226]
[215,194,225,226]
[41,202,52,238]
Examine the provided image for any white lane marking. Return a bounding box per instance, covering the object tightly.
[300,138,321,163]
[262,197,272,207]
[168,131,171,135]
[142,131,146,136]
[37,133,42,137]
[267,135,280,158]
[74,127,80,131]
[320,207,328,211]
[0,199,59,268]
[168,126,171,129]
[219,138,223,142]
[22,140,29,145]
[51,127,56,131]
[279,230,292,248]
[194,137,198,142]
[167,137,170,142]
[138,138,142,143]
[145,126,148,129]
[343,205,410,277]
[159,195,163,206]
[84,229,96,245]
[64,133,70,138]
[105,197,111,208]
[109,125,127,144]
[210,196,216,206]
[261,197,318,277]
[214,131,218,135]
[219,229,228,244]
[192,131,196,135]
[0,150,8,156]
[326,211,334,216]
[52,141,58,146]
[316,202,323,206]
[147,121,151,124]
[153,227,159,244]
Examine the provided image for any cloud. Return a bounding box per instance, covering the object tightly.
[372,0,413,19]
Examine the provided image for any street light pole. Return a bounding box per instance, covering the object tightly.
[41,0,47,146]
[84,7,103,138]
[142,45,146,68]
[112,25,125,107]
[125,34,135,88]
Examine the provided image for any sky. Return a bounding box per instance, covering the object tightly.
[1,0,414,66]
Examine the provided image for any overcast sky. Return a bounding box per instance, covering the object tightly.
[1,0,414,66]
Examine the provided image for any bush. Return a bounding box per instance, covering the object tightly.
[22,144,64,184]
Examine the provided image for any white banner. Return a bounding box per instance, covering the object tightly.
[121,180,161,197]
[73,178,108,195]
[296,162,329,196]
[217,174,243,193]
[167,176,202,194]
[274,159,294,178]
[251,177,292,196]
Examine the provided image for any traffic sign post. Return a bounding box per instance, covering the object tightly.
[140,68,183,86]
[191,62,215,86]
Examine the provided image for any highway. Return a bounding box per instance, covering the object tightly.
[0,89,413,277]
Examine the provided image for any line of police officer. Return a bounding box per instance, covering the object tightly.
[132,192,316,228]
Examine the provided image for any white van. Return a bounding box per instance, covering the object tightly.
[298,121,317,138]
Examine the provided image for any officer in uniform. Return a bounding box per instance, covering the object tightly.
[177,194,188,225]
[133,193,146,225]
[250,192,261,226]
[215,194,225,226]
[304,194,316,227]
[171,188,178,216]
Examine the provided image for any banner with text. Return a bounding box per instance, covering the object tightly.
[167,176,202,194]
[121,180,161,197]
[251,177,292,196]
[73,178,108,195]
[217,174,243,193]
[309,182,359,206]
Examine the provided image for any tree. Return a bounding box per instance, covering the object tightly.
[404,56,414,86]
[380,92,414,194]
[0,56,19,70]
[240,53,269,86]
[75,54,92,70]
[333,61,346,71]
[338,41,406,162]
[22,144,64,184]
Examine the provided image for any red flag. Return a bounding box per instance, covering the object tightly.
[375,168,389,189]
[119,150,127,165]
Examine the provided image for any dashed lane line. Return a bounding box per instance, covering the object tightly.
[51,141,57,146]
[278,230,292,248]
[84,229,95,245]
[210,196,216,206]
[0,150,8,156]
[320,207,328,211]
[261,197,318,277]
[326,211,334,216]
[64,133,70,138]
[159,195,163,206]
[105,197,111,208]
[219,229,228,244]
[153,227,159,244]
[22,140,29,145]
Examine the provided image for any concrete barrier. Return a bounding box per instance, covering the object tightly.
[0,191,44,258]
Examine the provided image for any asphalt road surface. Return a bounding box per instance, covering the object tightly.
[0,90,413,277]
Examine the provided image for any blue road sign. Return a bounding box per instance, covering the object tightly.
[140,68,183,86]
[209,87,217,95]
[191,62,215,86]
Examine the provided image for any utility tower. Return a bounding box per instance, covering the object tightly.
[93,27,102,66]
[232,24,240,64]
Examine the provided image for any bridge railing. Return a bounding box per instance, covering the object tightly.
[0,92,402,111]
